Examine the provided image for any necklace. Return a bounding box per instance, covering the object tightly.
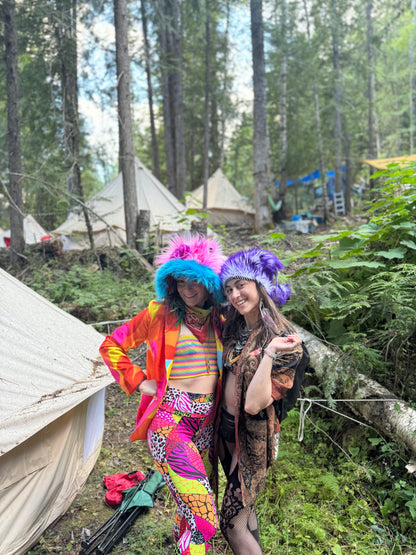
[246,320,261,332]
[227,324,251,366]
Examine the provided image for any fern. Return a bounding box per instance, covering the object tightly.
[282,163,416,400]
[318,473,341,499]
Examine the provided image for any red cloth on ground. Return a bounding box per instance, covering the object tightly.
[103,471,145,507]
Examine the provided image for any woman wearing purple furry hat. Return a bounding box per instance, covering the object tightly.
[215,248,303,554]
[100,234,226,555]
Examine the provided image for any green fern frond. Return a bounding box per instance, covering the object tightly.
[318,474,341,498]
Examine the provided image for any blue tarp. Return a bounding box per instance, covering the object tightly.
[276,166,346,187]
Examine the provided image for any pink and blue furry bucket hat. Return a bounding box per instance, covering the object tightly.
[154,234,226,304]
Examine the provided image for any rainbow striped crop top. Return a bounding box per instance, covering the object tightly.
[170,324,218,379]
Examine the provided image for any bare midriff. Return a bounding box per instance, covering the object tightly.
[222,371,236,415]
[168,373,217,394]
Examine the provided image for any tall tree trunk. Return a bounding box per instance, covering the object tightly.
[3,0,24,266]
[330,0,343,196]
[157,2,176,194]
[250,0,272,232]
[409,0,416,152]
[392,62,401,154]
[345,132,352,214]
[140,0,161,180]
[374,91,381,157]
[54,0,94,250]
[156,0,186,199]
[219,0,230,167]
[366,0,376,160]
[171,0,186,200]
[202,0,211,211]
[277,0,288,222]
[114,0,138,249]
[302,0,329,223]
[266,125,275,197]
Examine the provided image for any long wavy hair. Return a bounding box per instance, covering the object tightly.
[222,283,295,355]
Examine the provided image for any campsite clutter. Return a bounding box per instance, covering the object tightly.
[80,468,165,555]
[103,470,146,508]
[3,154,414,254]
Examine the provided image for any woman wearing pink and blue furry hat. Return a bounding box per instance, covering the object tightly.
[99,234,226,555]
[215,248,303,554]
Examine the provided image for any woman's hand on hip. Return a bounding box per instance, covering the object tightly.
[138,379,157,396]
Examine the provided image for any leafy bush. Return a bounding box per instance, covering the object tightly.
[256,411,416,554]
[284,162,416,400]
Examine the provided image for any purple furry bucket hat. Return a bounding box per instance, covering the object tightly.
[219,247,291,306]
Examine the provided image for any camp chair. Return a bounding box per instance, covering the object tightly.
[80,468,165,554]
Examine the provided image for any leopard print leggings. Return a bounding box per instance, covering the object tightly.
[147,386,217,554]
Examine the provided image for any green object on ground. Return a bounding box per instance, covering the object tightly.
[120,470,165,510]
[80,468,165,555]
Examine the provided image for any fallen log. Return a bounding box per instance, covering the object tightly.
[294,324,416,460]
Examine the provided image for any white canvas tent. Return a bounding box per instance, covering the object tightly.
[53,158,194,248]
[0,214,50,248]
[0,269,113,555]
[185,168,255,225]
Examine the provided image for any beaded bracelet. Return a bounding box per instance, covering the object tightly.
[264,348,277,361]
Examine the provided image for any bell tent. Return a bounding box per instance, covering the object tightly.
[0,269,112,554]
[53,158,194,248]
[0,214,50,248]
[185,168,255,225]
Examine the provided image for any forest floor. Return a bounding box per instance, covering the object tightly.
[10,214,393,555]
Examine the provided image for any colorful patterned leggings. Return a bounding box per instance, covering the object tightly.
[147,386,218,554]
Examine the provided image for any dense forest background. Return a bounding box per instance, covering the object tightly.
[2,0,416,234]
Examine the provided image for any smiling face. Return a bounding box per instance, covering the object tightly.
[176,278,209,308]
[224,278,261,327]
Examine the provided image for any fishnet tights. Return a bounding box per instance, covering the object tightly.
[219,441,262,554]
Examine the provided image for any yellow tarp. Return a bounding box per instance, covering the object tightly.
[362,154,416,169]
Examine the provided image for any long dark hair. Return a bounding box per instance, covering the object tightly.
[222,283,295,350]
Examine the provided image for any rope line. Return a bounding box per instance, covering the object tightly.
[297,396,399,442]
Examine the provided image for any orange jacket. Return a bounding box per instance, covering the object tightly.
[99,300,223,441]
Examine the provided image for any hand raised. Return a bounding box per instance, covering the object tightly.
[268,333,302,353]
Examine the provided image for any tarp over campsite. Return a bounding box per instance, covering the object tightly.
[0,269,112,554]
[362,154,416,169]
[185,168,255,225]
[53,158,194,248]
